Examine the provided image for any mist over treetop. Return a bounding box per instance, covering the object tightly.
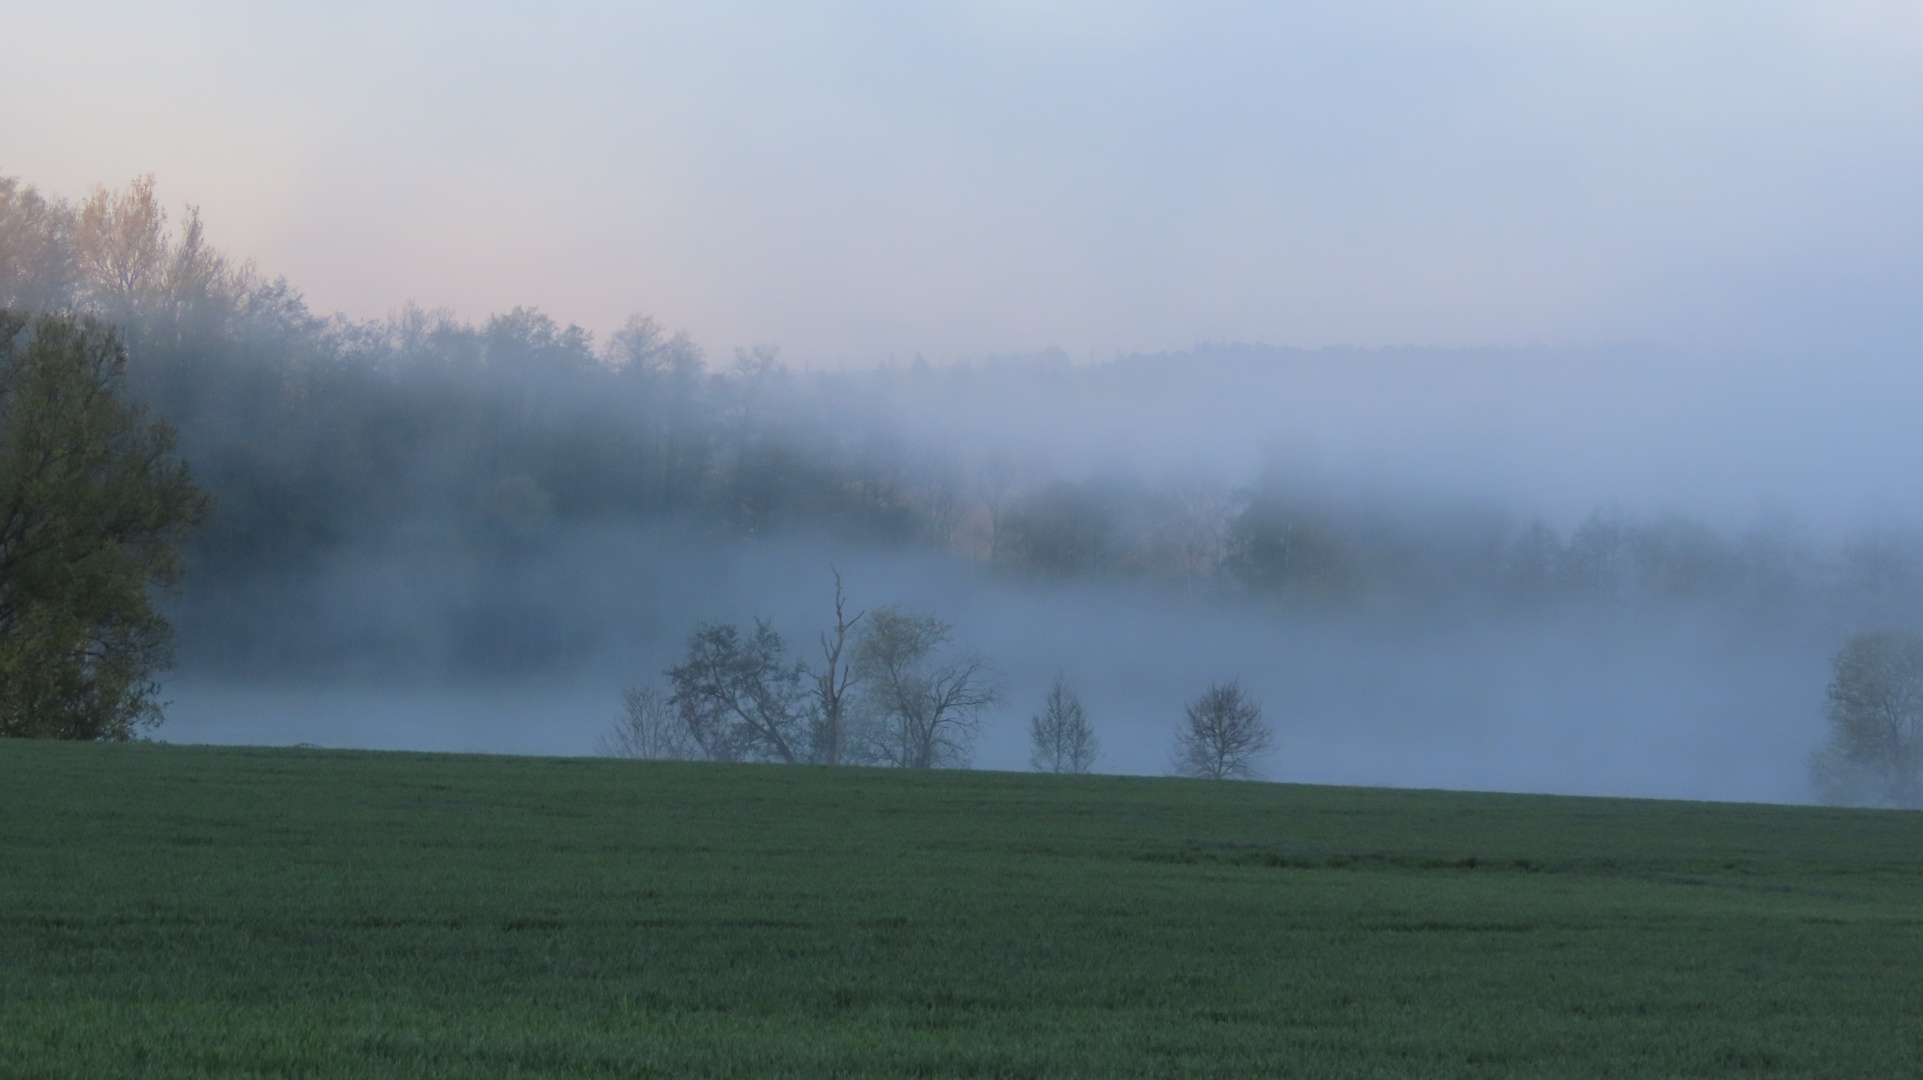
[5,171,1920,621]
[5,171,1916,803]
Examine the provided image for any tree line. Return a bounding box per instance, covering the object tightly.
[599,574,1278,780]
[598,575,1003,769]
[6,169,1923,802]
[615,595,1923,800]
[8,173,1922,640]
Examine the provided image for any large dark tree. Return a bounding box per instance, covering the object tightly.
[0,312,211,738]
[666,620,813,763]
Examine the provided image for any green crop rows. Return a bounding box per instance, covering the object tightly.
[3,739,1920,1077]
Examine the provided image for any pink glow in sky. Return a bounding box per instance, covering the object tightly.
[6,1,1922,363]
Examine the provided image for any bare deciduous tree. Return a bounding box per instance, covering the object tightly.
[1174,680,1272,780]
[596,685,695,760]
[1030,675,1098,774]
[853,606,1001,768]
[1810,629,1923,807]
[811,570,865,765]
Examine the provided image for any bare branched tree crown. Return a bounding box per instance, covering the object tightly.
[812,569,865,766]
[609,578,999,770]
[1174,679,1273,780]
[1030,675,1098,774]
[852,605,1001,769]
[1811,629,1923,807]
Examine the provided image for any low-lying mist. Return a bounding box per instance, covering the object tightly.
[161,520,1834,805]
[10,171,1918,805]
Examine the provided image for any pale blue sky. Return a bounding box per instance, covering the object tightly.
[5,1,1921,362]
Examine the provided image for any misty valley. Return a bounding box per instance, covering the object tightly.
[17,7,1923,1073]
[6,172,1923,805]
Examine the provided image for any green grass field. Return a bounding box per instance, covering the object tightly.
[3,739,1920,1078]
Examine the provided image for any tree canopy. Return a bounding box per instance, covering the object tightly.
[665,620,812,763]
[1810,629,1923,808]
[13,170,1923,689]
[0,312,211,738]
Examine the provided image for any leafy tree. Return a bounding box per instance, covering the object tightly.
[998,479,1121,575]
[1810,629,1923,807]
[603,313,696,378]
[0,312,212,738]
[1223,492,1350,600]
[72,174,254,357]
[1174,680,1272,780]
[0,177,76,312]
[1029,674,1098,774]
[596,685,695,760]
[665,619,812,762]
[852,606,1000,768]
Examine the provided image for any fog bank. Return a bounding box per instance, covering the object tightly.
[160,527,1832,804]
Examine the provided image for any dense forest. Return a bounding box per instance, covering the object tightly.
[6,177,1915,639]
